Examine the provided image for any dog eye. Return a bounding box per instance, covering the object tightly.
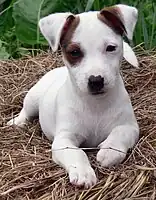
[106,45,116,52]
[69,49,82,58]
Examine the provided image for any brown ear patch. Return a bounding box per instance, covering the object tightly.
[60,15,80,47]
[60,16,82,66]
[98,6,127,36]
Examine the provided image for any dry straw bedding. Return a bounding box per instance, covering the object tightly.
[0,51,156,200]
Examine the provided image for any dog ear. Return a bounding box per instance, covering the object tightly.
[39,13,75,52]
[123,41,139,68]
[99,4,138,40]
[116,4,138,40]
[99,6,126,36]
[99,4,138,67]
[116,5,139,68]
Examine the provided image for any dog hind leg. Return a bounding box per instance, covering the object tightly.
[7,87,40,127]
[7,108,28,127]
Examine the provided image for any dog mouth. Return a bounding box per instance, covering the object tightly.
[90,90,105,95]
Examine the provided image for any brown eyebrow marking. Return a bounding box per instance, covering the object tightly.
[65,43,80,52]
[97,6,127,36]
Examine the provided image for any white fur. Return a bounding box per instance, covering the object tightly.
[7,4,139,188]
[123,41,139,68]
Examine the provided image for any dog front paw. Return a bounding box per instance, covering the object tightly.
[96,143,126,167]
[68,165,97,188]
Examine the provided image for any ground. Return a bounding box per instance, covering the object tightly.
[0,50,156,200]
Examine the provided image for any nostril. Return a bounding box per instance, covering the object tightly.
[88,75,95,83]
[88,75,104,92]
[88,75,104,83]
[97,75,103,81]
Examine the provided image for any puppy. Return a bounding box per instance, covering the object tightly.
[8,4,139,188]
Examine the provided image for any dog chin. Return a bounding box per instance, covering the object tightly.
[77,87,105,97]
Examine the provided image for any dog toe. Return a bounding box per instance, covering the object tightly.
[97,147,126,167]
[7,116,26,127]
[69,165,97,188]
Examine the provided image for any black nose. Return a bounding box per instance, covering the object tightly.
[88,75,104,93]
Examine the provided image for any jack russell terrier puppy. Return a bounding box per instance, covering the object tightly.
[8,4,139,188]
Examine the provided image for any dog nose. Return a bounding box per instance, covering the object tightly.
[88,75,104,92]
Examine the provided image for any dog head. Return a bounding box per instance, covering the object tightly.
[39,4,138,95]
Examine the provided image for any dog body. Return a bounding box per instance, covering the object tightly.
[8,5,139,188]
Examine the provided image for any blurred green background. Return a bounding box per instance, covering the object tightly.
[0,0,155,59]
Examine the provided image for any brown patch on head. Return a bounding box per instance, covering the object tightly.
[98,6,127,36]
[60,15,83,66]
[60,15,80,46]
[62,42,83,65]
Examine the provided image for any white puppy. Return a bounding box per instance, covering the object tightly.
[8,4,139,188]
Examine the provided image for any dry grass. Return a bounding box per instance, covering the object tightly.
[0,50,156,200]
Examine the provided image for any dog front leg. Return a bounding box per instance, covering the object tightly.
[97,124,139,167]
[52,135,97,188]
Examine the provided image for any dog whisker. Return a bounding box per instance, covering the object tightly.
[50,147,127,154]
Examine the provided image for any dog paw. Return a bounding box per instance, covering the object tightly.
[7,116,26,127]
[68,165,97,188]
[96,144,126,167]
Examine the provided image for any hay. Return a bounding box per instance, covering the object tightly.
[0,50,156,200]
